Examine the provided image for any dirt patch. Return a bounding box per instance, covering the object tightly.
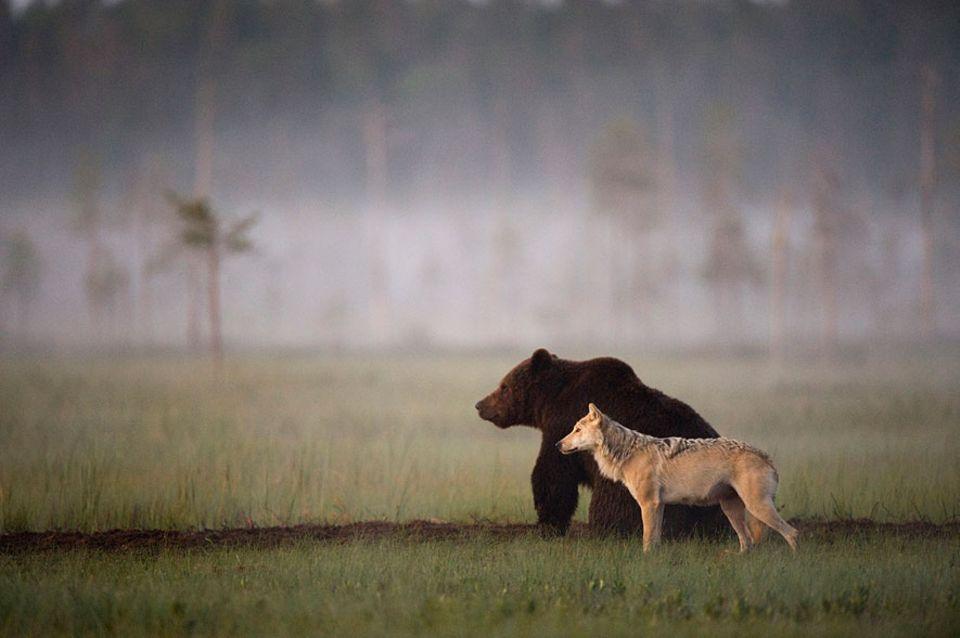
[791,517,960,541]
[0,521,544,554]
[1,519,957,554]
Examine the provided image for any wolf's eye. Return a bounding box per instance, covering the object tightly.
[574,427,580,433]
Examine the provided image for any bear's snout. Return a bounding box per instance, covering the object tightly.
[475,395,508,426]
[475,397,493,419]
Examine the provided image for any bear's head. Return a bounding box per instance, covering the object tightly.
[475,348,564,428]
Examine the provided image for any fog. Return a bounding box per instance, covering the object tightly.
[1,0,958,353]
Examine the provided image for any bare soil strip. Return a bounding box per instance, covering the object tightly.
[1,519,957,554]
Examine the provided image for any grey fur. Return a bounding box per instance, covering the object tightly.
[559,405,797,552]
[600,415,776,474]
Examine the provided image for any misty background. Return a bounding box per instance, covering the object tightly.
[1,0,958,354]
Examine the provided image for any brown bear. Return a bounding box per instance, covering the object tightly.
[475,348,726,537]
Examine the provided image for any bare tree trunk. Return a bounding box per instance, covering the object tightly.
[132,156,168,350]
[876,225,899,340]
[769,192,791,359]
[189,78,216,353]
[121,275,134,352]
[919,66,938,340]
[186,262,202,351]
[189,82,211,351]
[713,285,731,344]
[140,269,153,347]
[16,295,29,346]
[363,99,388,206]
[207,245,222,364]
[535,98,566,202]
[811,157,842,357]
[269,118,299,202]
[134,203,154,348]
[605,216,620,343]
[131,173,148,348]
[488,97,514,342]
[193,78,216,198]
[490,98,512,209]
[86,239,103,345]
[192,0,229,197]
[189,0,229,356]
[362,98,391,344]
[654,65,678,220]
[815,225,838,356]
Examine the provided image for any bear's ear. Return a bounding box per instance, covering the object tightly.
[530,348,553,373]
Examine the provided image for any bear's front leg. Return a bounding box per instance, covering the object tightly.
[588,478,642,536]
[531,441,580,537]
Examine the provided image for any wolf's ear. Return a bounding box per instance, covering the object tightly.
[589,403,607,427]
[587,402,599,418]
[530,348,554,373]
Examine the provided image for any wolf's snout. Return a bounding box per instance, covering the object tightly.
[555,441,563,450]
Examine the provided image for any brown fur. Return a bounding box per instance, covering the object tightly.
[559,404,799,552]
[475,348,727,537]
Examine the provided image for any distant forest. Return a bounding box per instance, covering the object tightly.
[2,0,959,207]
[1,0,959,351]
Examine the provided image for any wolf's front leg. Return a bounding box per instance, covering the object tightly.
[639,501,664,552]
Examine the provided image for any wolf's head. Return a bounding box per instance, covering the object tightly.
[556,403,606,455]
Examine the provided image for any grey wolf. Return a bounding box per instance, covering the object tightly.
[557,403,798,552]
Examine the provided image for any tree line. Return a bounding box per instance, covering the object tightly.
[1,0,959,352]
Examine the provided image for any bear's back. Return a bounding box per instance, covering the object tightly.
[552,356,719,440]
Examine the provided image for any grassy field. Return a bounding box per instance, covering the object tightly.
[1,352,958,531]
[1,351,959,636]
[2,531,958,636]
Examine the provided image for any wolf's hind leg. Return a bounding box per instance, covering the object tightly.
[741,496,798,551]
[744,510,767,545]
[719,495,752,553]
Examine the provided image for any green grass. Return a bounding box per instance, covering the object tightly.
[2,535,958,637]
[1,352,959,636]
[1,352,958,531]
